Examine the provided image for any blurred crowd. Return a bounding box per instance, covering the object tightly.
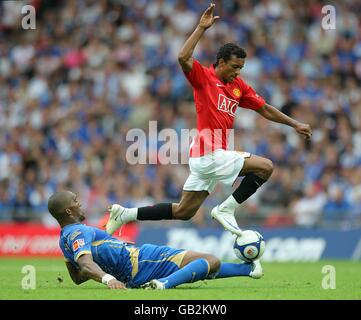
[0,0,360,229]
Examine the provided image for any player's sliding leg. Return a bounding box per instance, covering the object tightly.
[211,155,273,236]
[141,251,218,289]
[208,259,263,280]
[142,256,263,290]
[142,258,210,289]
[106,191,208,235]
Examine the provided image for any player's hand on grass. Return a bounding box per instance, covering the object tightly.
[198,3,220,30]
[294,122,312,139]
[107,279,127,289]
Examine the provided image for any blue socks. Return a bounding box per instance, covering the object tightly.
[208,262,252,279]
[158,259,210,289]
[156,260,252,288]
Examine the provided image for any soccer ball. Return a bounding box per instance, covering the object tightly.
[233,230,265,262]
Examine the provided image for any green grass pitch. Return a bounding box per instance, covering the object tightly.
[1,258,360,300]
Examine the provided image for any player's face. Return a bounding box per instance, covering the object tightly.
[68,193,85,222]
[220,56,245,83]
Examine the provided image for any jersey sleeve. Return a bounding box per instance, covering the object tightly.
[183,59,207,89]
[60,242,74,264]
[67,225,94,262]
[239,81,266,111]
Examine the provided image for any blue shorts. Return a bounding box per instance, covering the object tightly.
[129,244,186,288]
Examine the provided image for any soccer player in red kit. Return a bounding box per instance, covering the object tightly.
[106,3,312,236]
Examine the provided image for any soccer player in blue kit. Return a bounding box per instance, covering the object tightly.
[48,190,263,289]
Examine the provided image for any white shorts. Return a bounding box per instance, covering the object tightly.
[183,149,251,193]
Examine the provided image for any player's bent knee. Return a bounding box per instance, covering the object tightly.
[262,158,274,177]
[205,255,221,273]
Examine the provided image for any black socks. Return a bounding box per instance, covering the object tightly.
[232,173,266,204]
[137,203,173,220]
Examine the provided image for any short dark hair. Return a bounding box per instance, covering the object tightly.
[48,191,73,219]
[216,43,247,66]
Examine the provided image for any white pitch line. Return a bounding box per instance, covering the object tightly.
[351,237,361,261]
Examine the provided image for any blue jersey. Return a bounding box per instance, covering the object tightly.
[59,223,186,288]
[60,223,135,285]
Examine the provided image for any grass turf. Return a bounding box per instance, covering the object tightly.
[0,258,360,300]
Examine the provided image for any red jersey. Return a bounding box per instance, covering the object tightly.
[184,59,266,157]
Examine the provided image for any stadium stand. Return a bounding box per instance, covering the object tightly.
[0,0,360,229]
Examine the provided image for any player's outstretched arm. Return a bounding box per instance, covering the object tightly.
[76,254,126,289]
[65,260,89,285]
[178,3,220,72]
[256,103,312,139]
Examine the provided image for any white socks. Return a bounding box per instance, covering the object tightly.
[219,195,239,212]
[123,208,138,223]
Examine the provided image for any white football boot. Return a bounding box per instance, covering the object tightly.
[211,205,243,236]
[105,204,128,235]
[141,279,166,290]
[249,259,263,279]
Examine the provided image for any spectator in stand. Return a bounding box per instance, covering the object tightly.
[323,185,352,226]
[291,183,326,228]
